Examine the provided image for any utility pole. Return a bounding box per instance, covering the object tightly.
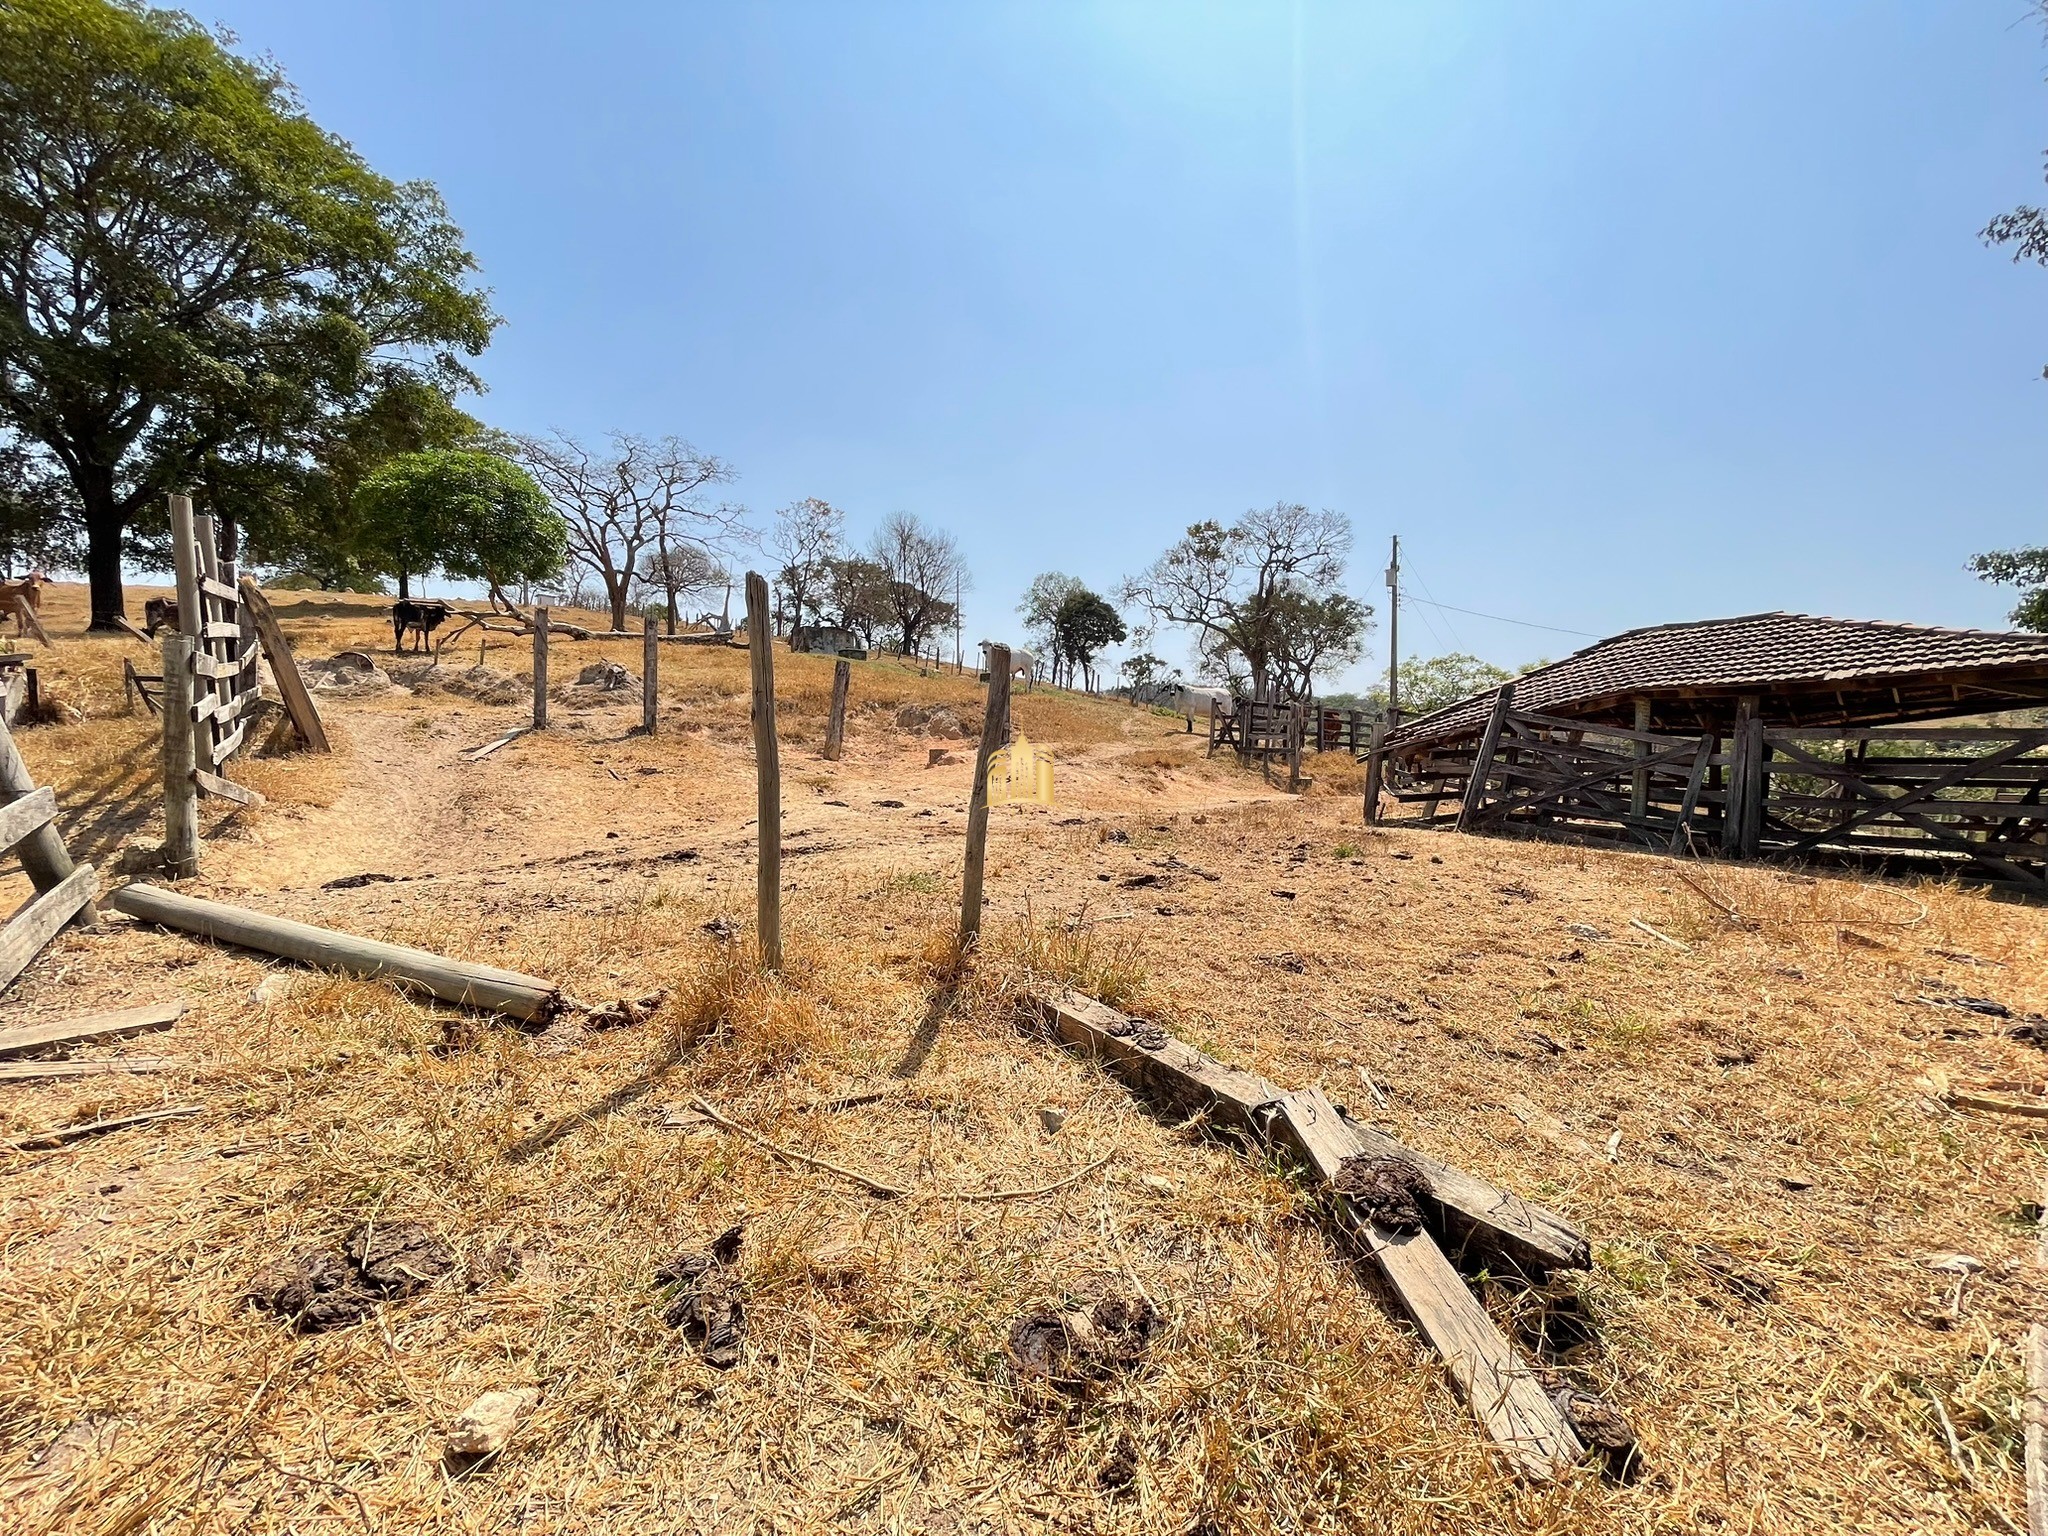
[1385,534,1401,727]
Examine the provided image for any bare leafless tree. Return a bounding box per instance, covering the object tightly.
[770,497,844,636]
[869,511,968,658]
[640,543,729,633]
[515,430,744,631]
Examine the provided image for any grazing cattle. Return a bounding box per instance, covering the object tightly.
[143,596,179,636]
[0,571,47,637]
[977,641,1039,691]
[391,599,452,653]
[1173,684,1234,732]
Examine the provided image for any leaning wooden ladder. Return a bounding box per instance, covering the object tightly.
[0,711,95,991]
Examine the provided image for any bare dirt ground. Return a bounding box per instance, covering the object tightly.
[1,584,2045,1534]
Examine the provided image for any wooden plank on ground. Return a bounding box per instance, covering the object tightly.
[464,726,530,762]
[1047,989,1282,1130]
[1262,1086,1584,1480]
[0,864,96,994]
[192,768,263,807]
[0,1057,175,1081]
[0,999,183,1057]
[1047,990,1588,1274]
[5,1103,200,1150]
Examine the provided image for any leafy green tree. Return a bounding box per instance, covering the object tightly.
[1018,571,1086,659]
[353,451,563,605]
[822,555,894,650]
[1051,589,1126,691]
[1969,548,2048,631]
[1121,503,1353,698]
[0,0,494,626]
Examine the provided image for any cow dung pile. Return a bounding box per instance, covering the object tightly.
[654,1224,746,1369]
[1006,1291,1165,1395]
[247,1221,454,1333]
[395,660,530,706]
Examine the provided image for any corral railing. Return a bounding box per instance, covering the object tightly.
[1374,683,2048,894]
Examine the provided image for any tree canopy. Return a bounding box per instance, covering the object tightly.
[0,0,494,624]
[1969,547,2048,631]
[352,450,563,604]
[1121,503,1368,699]
[1050,589,1125,691]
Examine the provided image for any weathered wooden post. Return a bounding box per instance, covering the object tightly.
[1721,694,1760,856]
[642,612,659,735]
[746,573,782,971]
[1363,718,1389,824]
[1456,682,1515,833]
[822,658,850,761]
[960,643,1011,949]
[532,607,549,729]
[168,494,201,644]
[1287,702,1305,793]
[1630,696,1652,823]
[161,633,199,878]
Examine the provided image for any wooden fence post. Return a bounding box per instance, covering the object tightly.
[161,633,198,878]
[532,607,549,729]
[746,573,782,971]
[1722,694,1759,856]
[1287,702,1304,793]
[822,658,850,761]
[960,643,1011,949]
[168,494,201,643]
[642,612,658,735]
[1630,696,1652,822]
[1456,683,1515,833]
[1363,718,1389,824]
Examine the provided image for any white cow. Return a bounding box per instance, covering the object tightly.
[1173,684,1234,732]
[978,641,1038,691]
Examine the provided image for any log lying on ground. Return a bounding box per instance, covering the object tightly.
[1045,990,1588,1275]
[1261,1086,1585,1480]
[108,884,560,1023]
[0,999,184,1057]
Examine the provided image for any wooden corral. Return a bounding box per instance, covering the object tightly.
[1371,612,2048,894]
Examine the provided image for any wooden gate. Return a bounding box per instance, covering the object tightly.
[1752,727,2048,894]
[169,495,263,804]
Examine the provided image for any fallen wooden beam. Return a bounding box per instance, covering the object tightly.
[192,767,264,807]
[463,727,530,762]
[1260,1087,1584,1480]
[1046,990,1587,1274]
[0,999,184,1057]
[6,1103,201,1150]
[108,884,561,1023]
[0,1057,175,1081]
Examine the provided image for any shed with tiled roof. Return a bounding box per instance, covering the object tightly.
[1387,612,2048,752]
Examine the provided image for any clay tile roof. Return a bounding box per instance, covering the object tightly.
[1388,612,2048,748]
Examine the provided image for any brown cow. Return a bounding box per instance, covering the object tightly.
[0,572,47,638]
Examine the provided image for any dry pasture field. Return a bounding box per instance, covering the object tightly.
[0,582,2044,1534]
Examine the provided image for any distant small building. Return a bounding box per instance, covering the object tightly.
[790,624,864,658]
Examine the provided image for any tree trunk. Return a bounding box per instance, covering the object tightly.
[608,574,630,633]
[397,568,411,600]
[82,479,127,630]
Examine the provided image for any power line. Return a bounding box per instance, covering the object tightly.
[1400,596,1599,639]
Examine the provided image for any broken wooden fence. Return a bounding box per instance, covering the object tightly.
[1382,685,2048,893]
[0,712,95,992]
[1043,989,1596,1481]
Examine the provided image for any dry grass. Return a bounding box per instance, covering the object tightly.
[0,583,2039,1532]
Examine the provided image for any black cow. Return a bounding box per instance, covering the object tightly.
[392,599,452,653]
[143,596,179,636]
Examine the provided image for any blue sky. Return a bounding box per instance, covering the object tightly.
[207,1,2045,690]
